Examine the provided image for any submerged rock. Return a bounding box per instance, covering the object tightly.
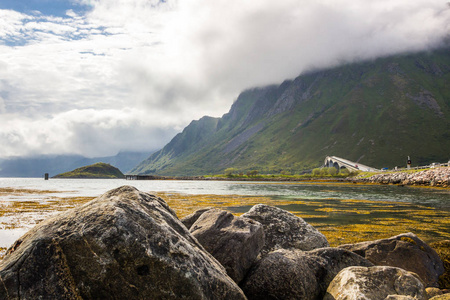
[240,247,373,300]
[339,232,445,287]
[0,186,246,300]
[242,204,329,255]
[190,209,265,283]
[324,266,427,300]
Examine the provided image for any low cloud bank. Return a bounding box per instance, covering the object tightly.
[0,0,449,158]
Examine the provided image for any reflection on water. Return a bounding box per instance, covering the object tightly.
[0,178,449,257]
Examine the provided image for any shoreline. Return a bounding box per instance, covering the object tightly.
[125,167,450,188]
[349,166,450,188]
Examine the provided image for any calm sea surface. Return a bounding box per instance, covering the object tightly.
[1,178,449,251]
[1,178,449,207]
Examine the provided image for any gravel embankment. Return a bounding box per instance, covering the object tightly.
[353,167,450,187]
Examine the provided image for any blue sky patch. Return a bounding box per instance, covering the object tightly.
[0,0,92,17]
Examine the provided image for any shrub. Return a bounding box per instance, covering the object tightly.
[327,167,338,176]
[339,168,350,175]
[312,168,322,176]
[224,168,237,176]
[320,168,328,176]
[247,170,259,177]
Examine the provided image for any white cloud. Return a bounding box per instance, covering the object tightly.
[0,96,5,113]
[0,108,179,158]
[0,0,449,158]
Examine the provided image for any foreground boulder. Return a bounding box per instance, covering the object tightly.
[190,209,265,283]
[339,232,445,287]
[240,247,373,300]
[181,207,213,229]
[242,204,329,255]
[0,186,246,300]
[324,266,427,300]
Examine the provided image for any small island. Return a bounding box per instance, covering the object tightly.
[53,162,125,179]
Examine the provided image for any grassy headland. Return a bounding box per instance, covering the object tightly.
[53,162,125,179]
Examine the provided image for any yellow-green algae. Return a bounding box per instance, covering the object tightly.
[0,188,449,261]
[430,240,450,289]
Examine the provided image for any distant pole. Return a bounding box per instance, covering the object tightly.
[44,173,49,180]
[407,156,411,169]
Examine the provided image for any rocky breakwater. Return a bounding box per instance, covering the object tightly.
[355,167,450,187]
[1,186,448,299]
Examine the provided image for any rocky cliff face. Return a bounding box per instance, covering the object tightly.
[132,47,450,176]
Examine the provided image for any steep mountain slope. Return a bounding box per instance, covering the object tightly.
[132,48,450,175]
[53,163,125,178]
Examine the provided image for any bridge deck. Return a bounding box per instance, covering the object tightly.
[325,156,378,172]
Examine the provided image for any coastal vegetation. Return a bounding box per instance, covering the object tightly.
[209,167,357,180]
[52,162,125,179]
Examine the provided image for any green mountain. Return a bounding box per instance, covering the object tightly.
[53,163,125,179]
[132,48,450,176]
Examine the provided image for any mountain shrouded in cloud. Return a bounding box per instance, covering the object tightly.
[0,0,449,158]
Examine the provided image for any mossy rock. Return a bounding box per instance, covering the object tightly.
[430,240,450,289]
[400,236,417,245]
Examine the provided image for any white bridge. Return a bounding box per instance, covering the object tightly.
[324,156,379,172]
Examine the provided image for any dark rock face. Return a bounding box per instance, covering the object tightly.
[324,266,427,300]
[190,209,265,283]
[339,232,445,287]
[181,207,213,229]
[0,186,246,300]
[242,204,329,255]
[240,247,373,300]
[307,247,374,294]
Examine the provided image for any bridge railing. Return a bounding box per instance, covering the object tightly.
[381,162,450,172]
[324,156,449,173]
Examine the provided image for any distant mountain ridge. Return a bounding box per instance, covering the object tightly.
[132,47,450,176]
[0,151,151,178]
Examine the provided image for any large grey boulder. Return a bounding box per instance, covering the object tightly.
[339,232,445,287]
[190,209,265,283]
[0,186,246,300]
[240,247,373,300]
[324,266,427,300]
[307,247,374,293]
[181,207,213,229]
[242,204,329,255]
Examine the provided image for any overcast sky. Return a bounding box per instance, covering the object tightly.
[0,0,449,158]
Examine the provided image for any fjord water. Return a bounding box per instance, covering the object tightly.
[0,178,449,250]
[1,178,448,209]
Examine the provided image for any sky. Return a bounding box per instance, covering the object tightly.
[0,0,449,159]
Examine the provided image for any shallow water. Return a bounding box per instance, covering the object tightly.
[0,178,449,257]
[1,178,449,207]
